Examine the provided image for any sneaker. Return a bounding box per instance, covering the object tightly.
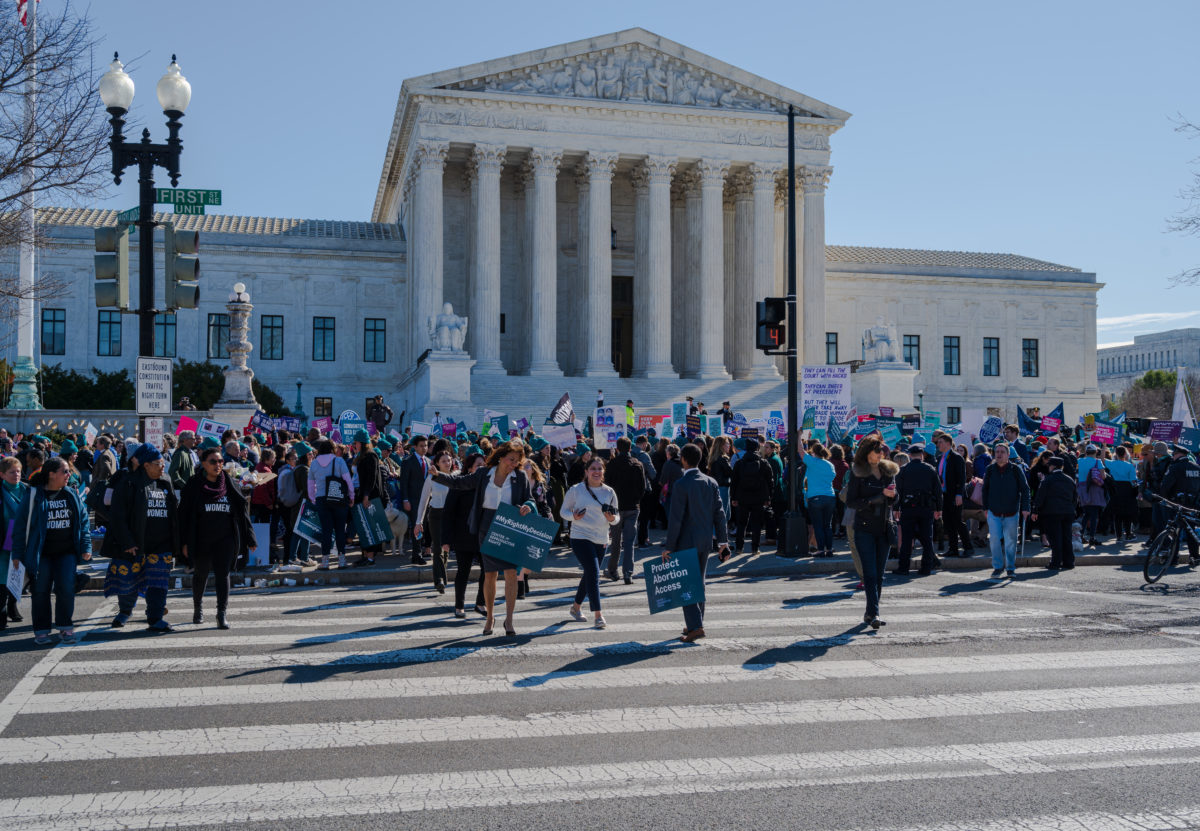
[623,575,633,585]
[146,619,175,633]
[110,613,129,628]
[989,569,1004,581]
[569,605,585,622]
[33,632,54,645]
[594,616,607,630]
[1006,569,1016,578]
[58,628,77,644]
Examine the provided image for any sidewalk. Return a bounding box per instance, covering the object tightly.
[76,531,1150,591]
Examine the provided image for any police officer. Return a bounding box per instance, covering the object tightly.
[1161,443,1200,564]
[892,444,942,575]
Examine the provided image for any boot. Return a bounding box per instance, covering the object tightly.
[193,603,205,625]
[7,593,21,622]
[0,609,7,630]
[216,609,230,630]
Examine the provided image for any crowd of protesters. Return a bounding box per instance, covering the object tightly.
[1,396,1198,644]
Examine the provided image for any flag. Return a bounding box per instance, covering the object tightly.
[1017,406,1040,435]
[548,392,574,425]
[1172,372,1196,428]
[1111,411,1126,425]
[17,0,38,27]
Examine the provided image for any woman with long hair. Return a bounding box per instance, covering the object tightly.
[707,436,734,521]
[0,457,27,629]
[180,447,256,629]
[415,449,454,593]
[433,440,536,637]
[444,452,487,618]
[13,457,91,644]
[844,436,899,629]
[561,456,619,629]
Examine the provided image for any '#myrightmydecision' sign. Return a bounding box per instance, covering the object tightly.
[136,357,173,415]
[480,502,557,573]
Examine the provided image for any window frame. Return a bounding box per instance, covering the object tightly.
[313,397,332,418]
[943,336,961,376]
[312,316,336,362]
[1021,338,1039,378]
[902,334,920,370]
[983,337,1000,377]
[825,332,838,365]
[207,313,231,360]
[947,406,961,424]
[97,310,122,357]
[40,308,66,356]
[260,314,284,361]
[153,313,177,358]
[363,317,386,363]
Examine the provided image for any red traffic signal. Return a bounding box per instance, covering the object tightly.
[756,298,786,352]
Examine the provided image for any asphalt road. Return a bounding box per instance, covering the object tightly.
[2,560,1199,831]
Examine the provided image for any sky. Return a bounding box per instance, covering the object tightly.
[74,0,1200,347]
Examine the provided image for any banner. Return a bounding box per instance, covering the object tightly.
[277,416,304,433]
[1039,416,1062,433]
[901,414,922,435]
[593,407,626,450]
[542,423,577,450]
[174,416,198,437]
[479,501,558,572]
[1149,421,1183,442]
[800,365,852,428]
[197,417,230,441]
[311,416,333,435]
[353,498,393,547]
[644,548,706,614]
[548,393,574,425]
[292,501,324,544]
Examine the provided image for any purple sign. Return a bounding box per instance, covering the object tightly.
[311,417,333,435]
[1149,421,1183,442]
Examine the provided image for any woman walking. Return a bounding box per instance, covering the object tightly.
[444,452,487,618]
[844,436,898,629]
[180,447,256,629]
[561,456,620,629]
[415,449,454,593]
[308,439,354,569]
[1,457,27,628]
[433,440,536,637]
[13,458,91,644]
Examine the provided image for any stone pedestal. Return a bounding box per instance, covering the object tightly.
[5,355,41,410]
[411,351,477,423]
[853,361,918,415]
[213,288,260,433]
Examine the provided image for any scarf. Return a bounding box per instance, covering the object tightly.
[2,480,23,521]
[202,471,227,499]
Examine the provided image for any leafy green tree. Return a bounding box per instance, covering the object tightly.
[39,363,134,409]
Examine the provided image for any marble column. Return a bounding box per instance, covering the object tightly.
[680,169,702,377]
[410,140,449,364]
[525,147,563,376]
[670,178,687,375]
[642,157,678,378]
[573,169,590,376]
[750,164,781,378]
[581,151,618,377]
[730,171,754,379]
[800,165,830,367]
[468,143,505,375]
[695,160,730,380]
[723,181,736,376]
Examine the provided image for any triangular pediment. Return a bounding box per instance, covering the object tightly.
[404,28,849,121]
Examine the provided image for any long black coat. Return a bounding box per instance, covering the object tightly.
[108,468,180,561]
[179,471,256,560]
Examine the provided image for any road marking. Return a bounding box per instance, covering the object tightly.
[22,647,1200,714]
[44,623,1134,676]
[2,737,1198,830]
[4,680,1197,764]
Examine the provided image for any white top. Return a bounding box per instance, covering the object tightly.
[415,475,449,525]
[561,481,620,544]
[482,469,514,511]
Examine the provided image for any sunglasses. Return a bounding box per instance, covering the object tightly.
[203,458,223,466]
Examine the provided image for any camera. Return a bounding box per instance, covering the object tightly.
[602,503,618,514]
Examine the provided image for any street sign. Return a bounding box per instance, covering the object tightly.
[136,356,173,416]
[155,188,221,206]
[116,206,139,224]
[144,417,164,448]
[174,204,204,215]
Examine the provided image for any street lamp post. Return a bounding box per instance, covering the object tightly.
[294,378,307,427]
[98,53,191,438]
[918,390,925,419]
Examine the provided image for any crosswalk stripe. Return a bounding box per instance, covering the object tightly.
[72,608,1062,650]
[44,623,1133,676]
[4,680,1196,765]
[3,736,1198,830]
[22,647,1200,714]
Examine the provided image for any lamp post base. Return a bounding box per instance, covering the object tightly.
[5,356,41,410]
[776,510,809,559]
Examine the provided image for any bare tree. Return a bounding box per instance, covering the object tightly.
[0,1,109,277]
[1169,117,1200,285]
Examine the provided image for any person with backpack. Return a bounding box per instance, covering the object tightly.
[276,444,313,566]
[602,436,648,584]
[981,442,1031,580]
[1074,444,1109,547]
[730,438,773,555]
[307,439,354,569]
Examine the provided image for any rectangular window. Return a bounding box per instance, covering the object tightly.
[314,397,332,418]
[260,315,284,360]
[983,337,1000,376]
[943,336,960,376]
[153,313,176,358]
[40,309,66,356]
[313,317,336,361]
[1022,338,1039,378]
[97,310,122,357]
[207,313,230,360]
[825,332,838,365]
[947,406,961,424]
[363,318,386,362]
[903,334,920,370]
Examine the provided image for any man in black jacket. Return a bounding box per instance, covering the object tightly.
[604,437,648,583]
[1031,456,1079,569]
[398,435,430,565]
[1161,444,1200,563]
[981,443,1031,579]
[933,432,973,557]
[731,439,773,554]
[893,444,942,575]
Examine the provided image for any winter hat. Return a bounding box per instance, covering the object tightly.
[133,443,162,464]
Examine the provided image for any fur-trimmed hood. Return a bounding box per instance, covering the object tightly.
[852,459,900,479]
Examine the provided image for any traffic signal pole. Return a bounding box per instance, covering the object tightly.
[136,150,158,362]
[781,105,805,557]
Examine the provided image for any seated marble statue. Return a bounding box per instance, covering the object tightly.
[863,316,900,363]
[428,303,468,352]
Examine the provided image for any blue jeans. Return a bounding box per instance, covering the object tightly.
[571,537,605,612]
[718,486,731,521]
[606,509,638,577]
[987,512,1020,570]
[854,530,889,620]
[31,551,77,633]
[315,499,349,559]
[682,549,711,632]
[807,496,835,553]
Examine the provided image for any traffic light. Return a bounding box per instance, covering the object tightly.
[163,223,199,310]
[94,226,131,309]
[756,297,786,352]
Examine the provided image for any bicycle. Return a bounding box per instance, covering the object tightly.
[1143,494,1200,584]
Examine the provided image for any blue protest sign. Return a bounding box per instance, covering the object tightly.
[644,548,706,614]
[480,501,558,573]
[340,417,368,439]
[1177,427,1200,453]
[978,416,1004,444]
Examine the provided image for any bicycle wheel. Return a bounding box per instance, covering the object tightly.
[1143,529,1178,583]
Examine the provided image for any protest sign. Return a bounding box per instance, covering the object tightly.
[542,423,577,450]
[353,498,393,547]
[800,365,852,429]
[292,502,324,544]
[197,417,230,441]
[278,416,304,433]
[410,420,434,436]
[248,523,271,567]
[339,416,368,440]
[1040,416,1062,433]
[174,416,198,437]
[644,548,706,614]
[311,416,333,435]
[1176,427,1200,453]
[959,409,988,439]
[480,502,558,573]
[978,416,1004,444]
[922,411,942,430]
[1090,424,1117,445]
[250,410,275,431]
[442,421,458,437]
[707,414,724,437]
[83,421,99,448]
[880,423,903,445]
[514,417,530,433]
[6,557,25,602]
[723,418,739,437]
[1149,421,1183,442]
[671,401,689,426]
[686,414,702,438]
[661,418,674,440]
[593,407,626,450]
[493,415,511,441]
[879,406,894,418]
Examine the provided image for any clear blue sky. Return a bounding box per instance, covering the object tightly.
[82,0,1200,347]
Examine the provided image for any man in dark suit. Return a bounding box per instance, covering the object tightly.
[933,432,973,557]
[398,434,430,565]
[663,443,730,642]
[893,444,943,575]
